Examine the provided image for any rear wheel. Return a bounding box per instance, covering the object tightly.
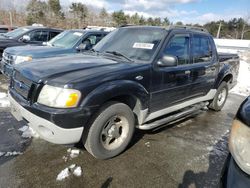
[209,81,228,111]
[84,102,135,159]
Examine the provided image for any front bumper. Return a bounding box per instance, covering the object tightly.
[220,154,250,188]
[9,94,84,144]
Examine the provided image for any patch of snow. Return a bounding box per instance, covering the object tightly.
[206,146,213,151]
[56,165,82,181]
[0,92,10,107]
[69,164,76,169]
[4,151,23,157]
[7,128,14,132]
[62,156,68,162]
[56,167,70,181]
[18,126,29,132]
[69,149,80,159]
[18,125,39,138]
[145,142,150,148]
[0,152,5,157]
[230,60,250,96]
[0,92,7,98]
[67,148,71,153]
[73,166,82,177]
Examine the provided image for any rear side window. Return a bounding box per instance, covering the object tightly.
[82,34,103,45]
[163,34,190,66]
[28,30,49,42]
[192,34,212,63]
[49,31,60,40]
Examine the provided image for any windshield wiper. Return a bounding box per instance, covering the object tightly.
[104,51,133,62]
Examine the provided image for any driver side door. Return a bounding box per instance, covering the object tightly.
[150,33,193,112]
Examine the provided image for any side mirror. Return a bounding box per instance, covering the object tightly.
[21,35,31,42]
[76,43,87,51]
[157,55,178,67]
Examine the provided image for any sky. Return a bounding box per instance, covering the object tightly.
[61,0,250,24]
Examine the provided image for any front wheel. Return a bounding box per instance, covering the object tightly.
[84,102,135,159]
[209,81,229,111]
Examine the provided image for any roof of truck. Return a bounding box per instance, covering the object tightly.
[120,25,209,35]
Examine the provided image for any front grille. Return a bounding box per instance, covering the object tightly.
[11,71,35,100]
[2,52,14,65]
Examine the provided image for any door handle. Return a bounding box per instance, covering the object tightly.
[185,70,191,74]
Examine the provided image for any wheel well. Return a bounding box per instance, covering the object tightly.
[222,74,233,84]
[106,95,137,110]
[104,95,142,125]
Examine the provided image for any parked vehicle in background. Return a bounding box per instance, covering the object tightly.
[9,26,239,159]
[0,25,17,34]
[0,30,108,77]
[221,96,250,188]
[0,26,62,61]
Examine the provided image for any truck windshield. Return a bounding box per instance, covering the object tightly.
[93,27,166,62]
[4,27,30,39]
[48,30,84,48]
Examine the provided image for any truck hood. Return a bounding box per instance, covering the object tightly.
[5,45,71,58]
[16,53,141,85]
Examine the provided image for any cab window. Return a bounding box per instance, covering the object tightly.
[192,34,212,63]
[163,34,190,66]
[49,31,60,40]
[28,30,49,42]
[82,34,103,50]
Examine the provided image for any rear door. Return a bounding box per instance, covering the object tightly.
[150,32,193,112]
[188,34,218,98]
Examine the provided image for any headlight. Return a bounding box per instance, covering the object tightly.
[14,55,32,64]
[229,119,250,175]
[37,85,81,108]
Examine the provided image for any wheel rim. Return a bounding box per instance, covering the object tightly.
[100,115,129,151]
[217,88,227,106]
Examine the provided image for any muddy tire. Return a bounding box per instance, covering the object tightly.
[209,81,228,111]
[84,102,135,159]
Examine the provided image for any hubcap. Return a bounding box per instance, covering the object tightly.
[217,88,227,106]
[100,115,129,150]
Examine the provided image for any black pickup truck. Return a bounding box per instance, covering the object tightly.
[9,26,239,159]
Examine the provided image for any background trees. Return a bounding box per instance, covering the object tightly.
[0,0,249,39]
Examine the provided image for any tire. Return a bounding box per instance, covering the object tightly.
[84,102,135,159]
[209,81,229,111]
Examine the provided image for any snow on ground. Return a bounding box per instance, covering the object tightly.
[56,164,82,181]
[0,92,10,108]
[18,125,39,138]
[0,151,23,157]
[67,148,80,159]
[56,167,70,181]
[73,166,82,177]
[230,60,250,97]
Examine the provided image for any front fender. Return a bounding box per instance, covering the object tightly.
[80,80,149,110]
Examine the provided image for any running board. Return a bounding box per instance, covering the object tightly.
[138,102,207,130]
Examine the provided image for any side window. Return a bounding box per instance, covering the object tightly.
[28,30,49,42]
[49,31,60,40]
[163,35,190,66]
[82,34,103,50]
[192,35,212,63]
